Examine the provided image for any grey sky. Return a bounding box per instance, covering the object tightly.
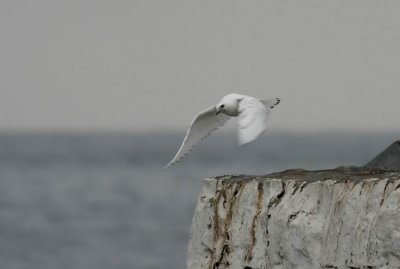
[1,1,400,132]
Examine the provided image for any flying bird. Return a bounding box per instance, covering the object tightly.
[165,93,280,168]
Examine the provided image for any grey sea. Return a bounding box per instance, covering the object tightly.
[0,131,397,269]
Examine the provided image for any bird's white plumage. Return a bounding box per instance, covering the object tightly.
[165,94,280,168]
[164,106,230,168]
[238,96,273,145]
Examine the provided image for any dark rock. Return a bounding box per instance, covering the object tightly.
[365,140,400,170]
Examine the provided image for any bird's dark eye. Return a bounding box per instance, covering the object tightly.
[220,104,225,108]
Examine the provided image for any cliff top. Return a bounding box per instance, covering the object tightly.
[215,139,400,183]
[215,166,400,183]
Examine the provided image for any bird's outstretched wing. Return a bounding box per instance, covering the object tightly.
[238,97,280,145]
[165,106,230,168]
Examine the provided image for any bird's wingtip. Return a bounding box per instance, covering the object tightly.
[272,98,280,108]
[163,159,178,169]
[163,163,172,170]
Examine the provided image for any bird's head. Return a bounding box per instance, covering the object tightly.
[216,94,243,116]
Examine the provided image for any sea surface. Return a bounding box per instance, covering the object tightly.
[0,131,398,269]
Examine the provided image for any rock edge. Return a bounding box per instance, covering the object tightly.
[187,168,400,269]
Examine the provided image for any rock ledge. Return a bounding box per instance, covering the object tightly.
[187,167,400,269]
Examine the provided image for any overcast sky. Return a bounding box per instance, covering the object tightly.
[1,1,399,132]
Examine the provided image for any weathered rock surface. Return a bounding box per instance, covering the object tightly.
[187,167,400,269]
